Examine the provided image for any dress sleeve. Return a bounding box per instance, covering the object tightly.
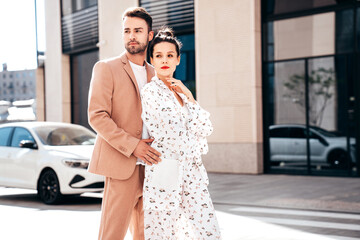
[141,86,196,159]
[179,93,213,138]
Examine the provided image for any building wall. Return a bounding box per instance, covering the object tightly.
[98,0,138,60]
[44,0,71,123]
[36,67,45,121]
[195,0,263,174]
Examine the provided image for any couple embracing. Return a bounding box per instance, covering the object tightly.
[87,7,221,240]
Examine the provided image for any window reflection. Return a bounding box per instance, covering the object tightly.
[267,61,308,169]
[269,12,335,61]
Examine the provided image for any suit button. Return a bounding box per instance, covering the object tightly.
[136,130,141,135]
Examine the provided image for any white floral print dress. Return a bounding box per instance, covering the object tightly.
[141,76,222,239]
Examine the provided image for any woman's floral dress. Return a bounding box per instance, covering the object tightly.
[140,76,222,239]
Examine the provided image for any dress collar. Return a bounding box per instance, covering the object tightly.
[151,76,190,105]
[151,76,170,91]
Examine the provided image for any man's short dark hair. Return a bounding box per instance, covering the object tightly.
[122,7,152,32]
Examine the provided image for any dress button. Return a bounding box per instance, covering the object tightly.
[136,130,141,135]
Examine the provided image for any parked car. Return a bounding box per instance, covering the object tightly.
[0,121,104,204]
[269,124,356,168]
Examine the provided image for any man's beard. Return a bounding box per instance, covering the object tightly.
[125,40,148,55]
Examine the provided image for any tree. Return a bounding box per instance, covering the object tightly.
[283,68,335,126]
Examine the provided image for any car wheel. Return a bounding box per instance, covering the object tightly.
[38,169,62,204]
[328,150,347,169]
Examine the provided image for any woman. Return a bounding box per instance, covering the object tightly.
[140,27,222,239]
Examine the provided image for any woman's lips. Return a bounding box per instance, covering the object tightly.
[161,66,169,69]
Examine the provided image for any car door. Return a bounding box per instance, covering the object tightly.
[308,130,328,162]
[269,127,292,161]
[7,127,39,189]
[288,127,307,161]
[0,127,14,186]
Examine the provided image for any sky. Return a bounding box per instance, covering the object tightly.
[0,0,45,71]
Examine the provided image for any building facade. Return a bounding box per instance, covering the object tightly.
[0,63,36,102]
[42,0,359,177]
[0,63,37,122]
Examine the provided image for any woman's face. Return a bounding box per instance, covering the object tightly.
[151,42,180,79]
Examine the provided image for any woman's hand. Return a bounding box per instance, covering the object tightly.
[167,78,196,103]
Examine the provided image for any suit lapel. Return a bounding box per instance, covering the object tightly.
[121,54,140,98]
[145,63,155,83]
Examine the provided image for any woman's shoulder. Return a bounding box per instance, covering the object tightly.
[141,81,161,99]
[142,81,157,93]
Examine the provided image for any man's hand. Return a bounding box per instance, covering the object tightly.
[133,139,162,165]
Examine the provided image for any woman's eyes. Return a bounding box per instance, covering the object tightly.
[155,54,174,58]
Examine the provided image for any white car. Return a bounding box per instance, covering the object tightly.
[269,124,356,168]
[0,121,104,204]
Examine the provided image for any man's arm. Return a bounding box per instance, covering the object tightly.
[88,61,139,157]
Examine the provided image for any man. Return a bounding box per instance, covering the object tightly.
[87,7,161,240]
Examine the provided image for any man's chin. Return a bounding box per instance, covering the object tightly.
[126,47,145,55]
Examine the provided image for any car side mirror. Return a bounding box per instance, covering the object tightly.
[20,140,38,149]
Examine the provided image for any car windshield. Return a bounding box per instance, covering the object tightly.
[34,125,96,146]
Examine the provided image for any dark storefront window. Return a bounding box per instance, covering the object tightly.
[71,50,99,130]
[174,34,196,98]
[263,0,360,176]
[266,0,343,16]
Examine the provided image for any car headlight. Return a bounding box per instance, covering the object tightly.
[62,159,89,169]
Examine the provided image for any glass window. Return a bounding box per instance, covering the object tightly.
[174,34,195,98]
[269,60,306,125]
[289,127,306,138]
[356,7,360,52]
[62,0,97,16]
[266,0,339,16]
[10,128,35,147]
[308,57,337,128]
[270,127,289,138]
[0,127,13,146]
[336,9,354,53]
[267,60,308,170]
[267,12,335,61]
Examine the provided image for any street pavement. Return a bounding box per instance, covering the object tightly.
[0,173,359,239]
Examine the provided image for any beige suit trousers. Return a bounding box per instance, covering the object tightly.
[98,165,145,240]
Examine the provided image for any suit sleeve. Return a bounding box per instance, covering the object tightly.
[88,61,140,158]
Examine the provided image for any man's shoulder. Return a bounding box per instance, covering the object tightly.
[97,55,124,66]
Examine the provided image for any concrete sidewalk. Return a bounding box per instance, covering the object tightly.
[208,173,360,240]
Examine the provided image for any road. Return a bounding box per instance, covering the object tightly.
[1,173,360,239]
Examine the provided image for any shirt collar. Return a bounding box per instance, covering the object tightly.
[128,60,146,70]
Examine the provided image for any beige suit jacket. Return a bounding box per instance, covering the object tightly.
[87,52,155,180]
